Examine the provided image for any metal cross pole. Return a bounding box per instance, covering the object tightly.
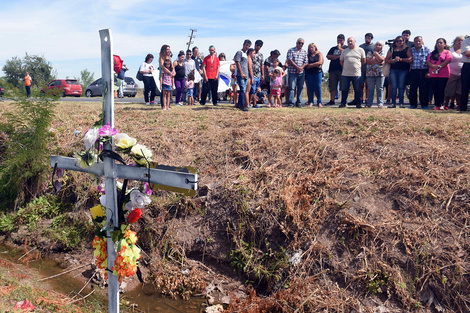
[50,29,197,313]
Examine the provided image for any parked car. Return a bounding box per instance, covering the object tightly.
[0,85,4,96]
[42,79,82,97]
[85,77,137,98]
[123,77,137,97]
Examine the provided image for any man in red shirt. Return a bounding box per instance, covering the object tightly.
[200,45,220,106]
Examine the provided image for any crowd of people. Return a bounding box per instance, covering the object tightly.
[138,30,470,111]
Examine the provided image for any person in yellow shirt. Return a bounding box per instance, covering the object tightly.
[24,72,32,97]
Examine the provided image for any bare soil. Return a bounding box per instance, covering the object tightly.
[1,100,470,312]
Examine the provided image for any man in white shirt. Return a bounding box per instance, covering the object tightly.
[340,37,366,108]
[460,37,470,111]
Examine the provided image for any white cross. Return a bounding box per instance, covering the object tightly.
[50,29,197,313]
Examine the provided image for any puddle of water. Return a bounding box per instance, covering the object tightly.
[0,244,205,312]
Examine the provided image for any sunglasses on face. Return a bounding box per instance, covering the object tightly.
[297,42,304,45]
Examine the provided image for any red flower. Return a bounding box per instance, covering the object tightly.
[128,208,142,223]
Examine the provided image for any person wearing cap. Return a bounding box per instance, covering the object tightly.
[359,33,374,104]
[264,49,281,106]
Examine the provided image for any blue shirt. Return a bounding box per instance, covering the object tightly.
[411,46,431,70]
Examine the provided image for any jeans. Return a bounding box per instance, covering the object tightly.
[366,76,385,106]
[340,76,360,105]
[250,77,261,94]
[201,78,219,105]
[142,75,156,103]
[430,77,448,107]
[306,72,322,104]
[461,63,470,111]
[25,85,31,97]
[175,78,185,103]
[390,69,408,104]
[237,76,248,108]
[288,72,305,105]
[409,69,429,107]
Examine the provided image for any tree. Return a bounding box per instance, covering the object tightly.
[2,53,54,88]
[75,69,94,89]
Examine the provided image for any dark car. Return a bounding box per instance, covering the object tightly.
[85,77,137,97]
[0,85,4,96]
[42,79,82,97]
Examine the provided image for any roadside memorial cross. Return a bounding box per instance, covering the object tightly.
[50,29,198,313]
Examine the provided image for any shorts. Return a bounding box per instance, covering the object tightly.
[231,77,237,86]
[445,73,461,97]
[250,77,261,95]
[272,88,281,96]
[162,84,172,91]
[328,70,342,91]
[187,88,194,97]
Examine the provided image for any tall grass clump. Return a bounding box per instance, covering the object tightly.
[0,94,57,209]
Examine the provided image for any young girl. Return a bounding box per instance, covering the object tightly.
[230,63,237,105]
[160,59,175,110]
[271,68,283,108]
[185,72,195,106]
[268,59,285,107]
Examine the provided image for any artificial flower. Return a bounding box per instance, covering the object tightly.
[130,144,152,166]
[84,127,100,150]
[128,208,142,223]
[143,182,152,196]
[115,133,137,151]
[100,194,107,207]
[128,189,151,209]
[99,124,118,137]
[90,204,104,220]
[75,151,96,168]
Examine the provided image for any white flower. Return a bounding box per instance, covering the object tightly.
[127,189,151,210]
[100,194,107,207]
[84,127,100,151]
[115,133,137,150]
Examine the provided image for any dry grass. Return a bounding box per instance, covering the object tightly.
[2,99,470,312]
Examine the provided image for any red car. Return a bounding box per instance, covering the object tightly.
[43,79,82,97]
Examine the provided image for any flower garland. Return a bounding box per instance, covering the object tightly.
[73,123,154,283]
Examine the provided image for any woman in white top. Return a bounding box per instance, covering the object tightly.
[139,53,156,105]
[445,36,465,109]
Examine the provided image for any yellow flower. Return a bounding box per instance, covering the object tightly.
[90,205,104,220]
[115,133,137,150]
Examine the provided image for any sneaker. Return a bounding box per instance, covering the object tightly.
[409,105,417,109]
[326,100,335,106]
[348,101,355,106]
[241,106,249,112]
[150,101,155,105]
[387,104,396,108]
[421,106,429,110]
[444,106,449,110]
[365,104,372,108]
[145,102,150,105]
[399,104,406,108]
[339,104,346,108]
[213,103,219,106]
[253,104,259,108]
[386,99,391,104]
[267,104,271,108]
[176,102,182,106]
[356,104,363,108]
[378,104,384,108]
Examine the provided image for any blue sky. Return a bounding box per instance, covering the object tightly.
[1,0,468,87]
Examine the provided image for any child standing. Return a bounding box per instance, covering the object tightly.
[271,68,283,108]
[160,59,175,110]
[186,72,195,106]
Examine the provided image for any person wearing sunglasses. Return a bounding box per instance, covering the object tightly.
[286,38,308,107]
[385,36,412,108]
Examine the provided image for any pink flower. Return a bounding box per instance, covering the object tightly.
[144,183,152,195]
[99,124,118,137]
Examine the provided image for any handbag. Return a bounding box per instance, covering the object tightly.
[136,69,143,81]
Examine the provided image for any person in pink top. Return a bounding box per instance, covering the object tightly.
[427,38,452,110]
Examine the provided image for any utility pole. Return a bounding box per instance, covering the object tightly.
[186,29,197,51]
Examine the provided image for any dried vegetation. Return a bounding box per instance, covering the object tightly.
[2,100,470,312]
